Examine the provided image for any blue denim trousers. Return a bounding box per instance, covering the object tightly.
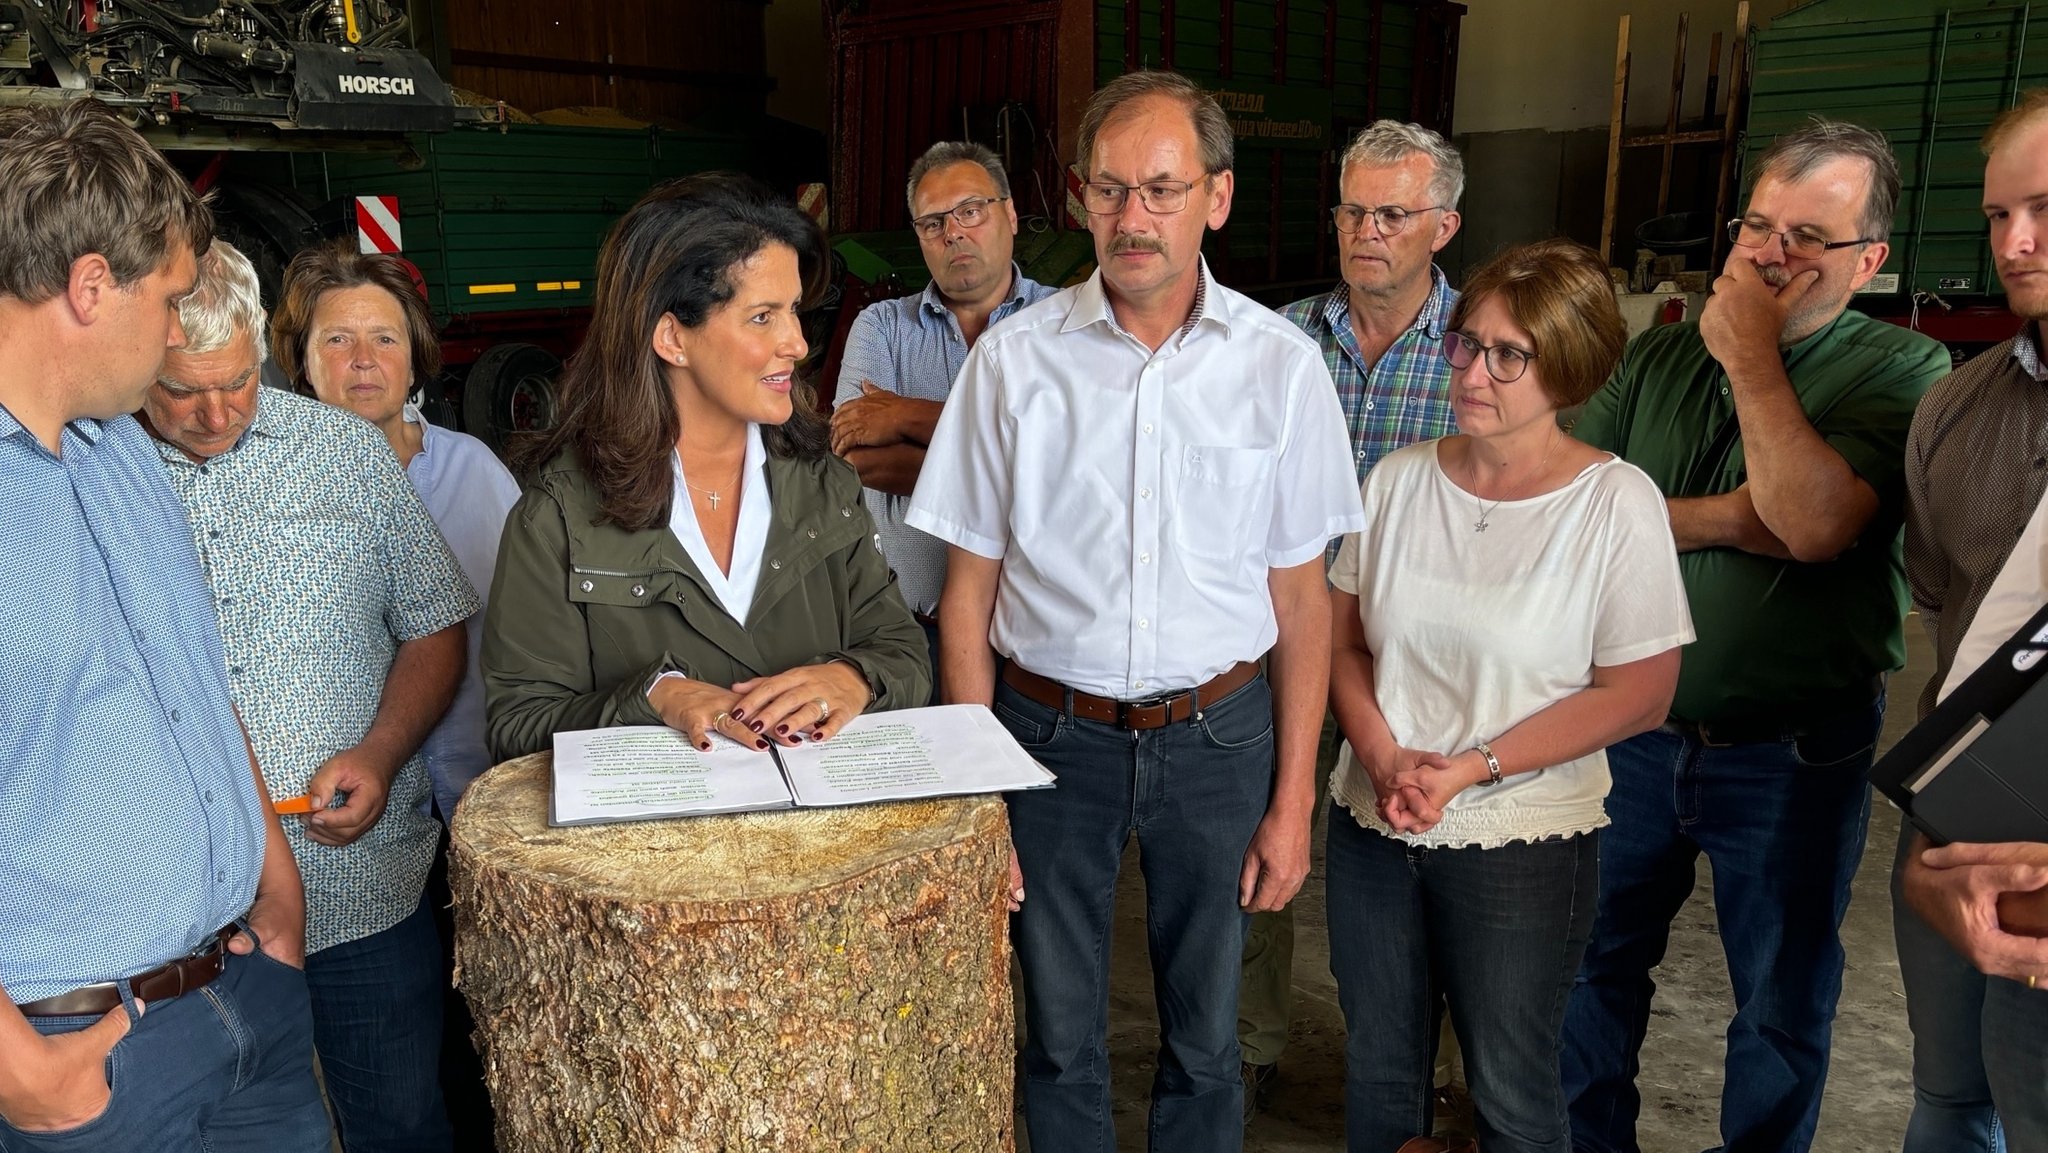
[1892,817,2048,1153]
[995,673,1275,1153]
[1562,696,1883,1153]
[0,940,332,1153]
[1325,815,1597,1153]
[305,898,453,1152]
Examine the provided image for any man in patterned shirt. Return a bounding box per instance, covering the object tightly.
[0,104,331,1151]
[831,141,1057,701]
[1240,119,1465,1108]
[140,239,479,1150]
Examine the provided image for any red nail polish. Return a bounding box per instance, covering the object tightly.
[755,740,768,750]
[699,742,712,751]
[776,725,789,735]
[750,721,765,734]
[790,734,804,743]
[731,708,746,721]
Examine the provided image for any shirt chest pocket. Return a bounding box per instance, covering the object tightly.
[569,567,688,678]
[1173,445,1275,562]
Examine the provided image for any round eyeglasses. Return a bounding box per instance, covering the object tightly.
[1440,331,1538,384]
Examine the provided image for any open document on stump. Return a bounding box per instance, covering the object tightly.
[548,703,1057,827]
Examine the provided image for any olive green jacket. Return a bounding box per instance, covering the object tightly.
[482,447,930,761]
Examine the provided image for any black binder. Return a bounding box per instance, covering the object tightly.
[1869,600,2048,845]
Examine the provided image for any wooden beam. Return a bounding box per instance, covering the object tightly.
[1712,2,1751,268]
[1601,14,1631,265]
[1657,13,1690,215]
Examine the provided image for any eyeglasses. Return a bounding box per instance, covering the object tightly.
[1079,177,1208,216]
[911,196,1008,240]
[1440,331,1538,383]
[1332,203,1448,236]
[1725,218,1876,259]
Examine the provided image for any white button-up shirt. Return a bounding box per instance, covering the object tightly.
[907,261,1364,699]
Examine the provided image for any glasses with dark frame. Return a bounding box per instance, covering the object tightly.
[1440,331,1538,383]
[1725,218,1877,259]
[1079,177,1210,216]
[1331,203,1448,236]
[911,196,1009,240]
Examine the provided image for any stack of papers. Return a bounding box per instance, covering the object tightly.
[548,704,1056,827]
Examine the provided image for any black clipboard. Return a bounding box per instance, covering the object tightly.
[1869,599,2048,845]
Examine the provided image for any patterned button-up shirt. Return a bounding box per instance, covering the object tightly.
[152,389,479,954]
[835,265,1057,614]
[1280,265,1459,482]
[1,410,268,1003]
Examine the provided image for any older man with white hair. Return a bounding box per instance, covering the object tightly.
[139,239,479,1152]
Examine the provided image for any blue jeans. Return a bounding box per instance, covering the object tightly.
[0,941,331,1153]
[1893,817,2048,1153]
[1326,816,1596,1153]
[995,673,1274,1153]
[305,899,453,1152]
[1562,697,1882,1153]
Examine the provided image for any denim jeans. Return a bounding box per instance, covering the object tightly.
[0,942,332,1153]
[306,898,454,1152]
[1325,815,1596,1153]
[1892,817,2048,1153]
[995,673,1274,1153]
[1562,696,1882,1153]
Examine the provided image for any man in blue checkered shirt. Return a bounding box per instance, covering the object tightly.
[1240,119,1466,1116]
[0,103,330,1152]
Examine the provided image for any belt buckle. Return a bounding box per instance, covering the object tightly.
[1695,721,1737,749]
[1117,690,1184,729]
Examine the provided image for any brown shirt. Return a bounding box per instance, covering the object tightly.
[1905,327,2048,719]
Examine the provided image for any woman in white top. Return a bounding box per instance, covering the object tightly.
[1324,239,1694,1153]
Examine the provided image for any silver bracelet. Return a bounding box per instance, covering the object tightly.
[1474,741,1503,786]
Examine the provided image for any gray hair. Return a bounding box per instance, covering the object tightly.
[905,141,1012,215]
[1341,120,1466,211]
[178,240,268,361]
[1076,69,1234,177]
[1751,118,1901,242]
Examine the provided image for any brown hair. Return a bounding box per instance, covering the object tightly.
[0,101,212,304]
[1449,239,1627,409]
[270,241,441,394]
[1750,118,1900,242]
[514,171,829,532]
[1076,69,1234,176]
[1983,88,2048,156]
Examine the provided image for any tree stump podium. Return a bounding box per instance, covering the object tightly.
[449,752,1016,1152]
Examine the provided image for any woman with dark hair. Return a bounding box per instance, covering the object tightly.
[483,172,928,760]
[1323,239,1693,1153]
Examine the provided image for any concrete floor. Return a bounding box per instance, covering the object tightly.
[1068,619,1937,1153]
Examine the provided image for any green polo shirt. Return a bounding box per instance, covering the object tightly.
[1573,309,1947,724]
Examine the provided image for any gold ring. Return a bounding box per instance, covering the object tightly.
[812,698,831,721]
[713,711,733,728]
[2032,974,2040,990]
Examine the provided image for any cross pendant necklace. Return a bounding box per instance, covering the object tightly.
[685,469,742,512]
[1470,433,1557,534]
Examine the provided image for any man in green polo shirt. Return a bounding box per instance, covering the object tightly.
[1559,119,1949,1153]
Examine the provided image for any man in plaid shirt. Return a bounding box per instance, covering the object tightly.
[1240,119,1464,1118]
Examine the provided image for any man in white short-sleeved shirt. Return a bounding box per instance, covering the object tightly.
[907,69,1364,1153]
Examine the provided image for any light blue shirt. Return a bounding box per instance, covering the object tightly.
[0,409,266,1003]
[402,406,520,821]
[153,390,479,954]
[834,265,1056,614]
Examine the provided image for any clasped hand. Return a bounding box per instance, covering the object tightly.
[1698,252,1820,372]
[1370,745,1484,834]
[651,663,872,752]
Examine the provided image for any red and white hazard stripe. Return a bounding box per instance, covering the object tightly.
[355,195,402,254]
[1065,165,1087,229]
[795,183,829,232]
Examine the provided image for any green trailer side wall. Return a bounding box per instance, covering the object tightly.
[1747,0,2048,299]
[286,124,752,322]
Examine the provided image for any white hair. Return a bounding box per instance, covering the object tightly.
[177,239,268,361]
[1340,120,1465,211]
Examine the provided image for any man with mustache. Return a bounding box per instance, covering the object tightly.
[1893,88,2048,1152]
[831,143,1056,701]
[139,239,479,1151]
[908,70,1362,1153]
[1238,118,1466,1120]
[1561,119,1951,1153]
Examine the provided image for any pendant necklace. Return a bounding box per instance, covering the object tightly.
[1471,433,1557,533]
[683,466,744,511]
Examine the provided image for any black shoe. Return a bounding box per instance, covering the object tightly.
[1242,1060,1277,1125]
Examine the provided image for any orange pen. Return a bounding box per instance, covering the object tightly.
[272,791,347,816]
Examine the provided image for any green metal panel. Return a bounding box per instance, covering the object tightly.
[1747,0,2048,298]
[293,123,751,321]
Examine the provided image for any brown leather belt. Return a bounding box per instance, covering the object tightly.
[1001,660,1260,730]
[15,928,234,1017]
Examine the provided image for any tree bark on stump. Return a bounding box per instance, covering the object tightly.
[449,753,1015,1152]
